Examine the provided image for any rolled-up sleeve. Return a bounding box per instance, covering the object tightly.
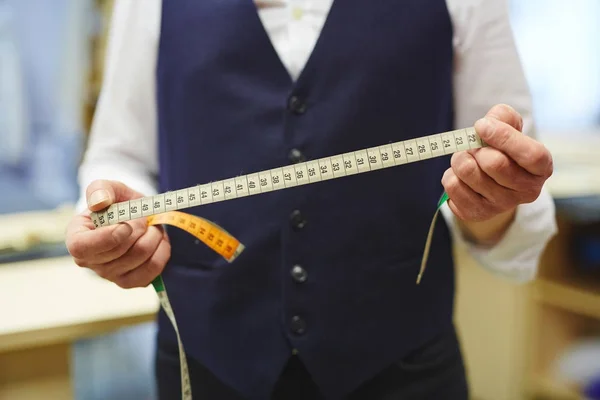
[443,0,558,282]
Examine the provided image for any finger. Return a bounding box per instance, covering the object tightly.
[442,169,491,222]
[86,179,144,211]
[485,104,523,132]
[71,217,149,266]
[65,213,95,235]
[67,215,135,260]
[114,238,171,289]
[469,147,542,198]
[88,225,163,280]
[451,152,518,209]
[474,117,552,177]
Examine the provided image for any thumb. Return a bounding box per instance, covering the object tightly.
[86,179,143,211]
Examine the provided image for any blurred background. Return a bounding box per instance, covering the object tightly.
[0,0,598,399]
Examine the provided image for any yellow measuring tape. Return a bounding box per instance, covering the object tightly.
[90,127,485,399]
[145,212,244,399]
[147,211,244,262]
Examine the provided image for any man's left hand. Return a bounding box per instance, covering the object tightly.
[441,104,553,244]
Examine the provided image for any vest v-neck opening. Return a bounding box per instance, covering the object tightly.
[155,0,456,397]
[244,0,339,88]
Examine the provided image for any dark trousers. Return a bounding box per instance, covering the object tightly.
[155,327,469,400]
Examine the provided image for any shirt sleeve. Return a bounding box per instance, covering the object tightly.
[76,0,162,213]
[443,0,558,282]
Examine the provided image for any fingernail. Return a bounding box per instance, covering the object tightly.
[475,117,493,134]
[89,190,109,207]
[112,223,132,242]
[476,117,490,127]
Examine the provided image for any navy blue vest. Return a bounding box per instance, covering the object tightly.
[156,1,456,398]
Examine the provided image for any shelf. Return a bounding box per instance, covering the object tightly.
[533,278,600,320]
[528,373,582,400]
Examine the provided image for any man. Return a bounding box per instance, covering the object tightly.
[66,0,557,399]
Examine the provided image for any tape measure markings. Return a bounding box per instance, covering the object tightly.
[152,280,191,399]
[89,126,483,400]
[144,212,246,400]
[91,127,482,227]
[147,211,245,262]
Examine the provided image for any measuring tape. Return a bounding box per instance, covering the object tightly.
[89,126,484,399]
[145,212,244,399]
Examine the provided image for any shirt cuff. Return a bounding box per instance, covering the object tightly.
[440,186,558,283]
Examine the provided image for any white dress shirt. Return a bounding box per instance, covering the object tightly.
[78,0,557,283]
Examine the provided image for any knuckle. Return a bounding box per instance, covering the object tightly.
[94,268,111,281]
[523,185,542,203]
[546,156,554,177]
[114,273,141,289]
[490,104,506,114]
[501,104,523,130]
[450,152,461,168]
[147,258,166,277]
[448,175,461,193]
[73,258,87,268]
[486,151,511,174]
[537,146,554,177]
[494,123,512,149]
[491,104,523,130]
[528,146,548,167]
[445,174,461,195]
[115,277,135,289]
[441,168,453,186]
[526,143,553,176]
[448,201,466,220]
[134,240,157,259]
[131,220,148,238]
[525,192,540,203]
[126,241,153,262]
[66,237,85,259]
[504,190,521,207]
[513,178,535,196]
[456,157,478,179]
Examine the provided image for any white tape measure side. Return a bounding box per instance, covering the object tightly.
[157,289,192,399]
[91,127,483,227]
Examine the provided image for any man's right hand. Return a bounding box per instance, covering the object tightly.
[65,180,171,289]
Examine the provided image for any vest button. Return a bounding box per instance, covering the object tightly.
[288,95,307,114]
[290,210,306,230]
[288,148,305,164]
[290,315,306,335]
[291,265,307,283]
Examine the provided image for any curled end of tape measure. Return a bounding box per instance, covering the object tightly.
[417,192,449,284]
[146,211,245,400]
[147,211,245,263]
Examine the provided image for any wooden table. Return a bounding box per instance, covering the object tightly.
[0,257,158,400]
